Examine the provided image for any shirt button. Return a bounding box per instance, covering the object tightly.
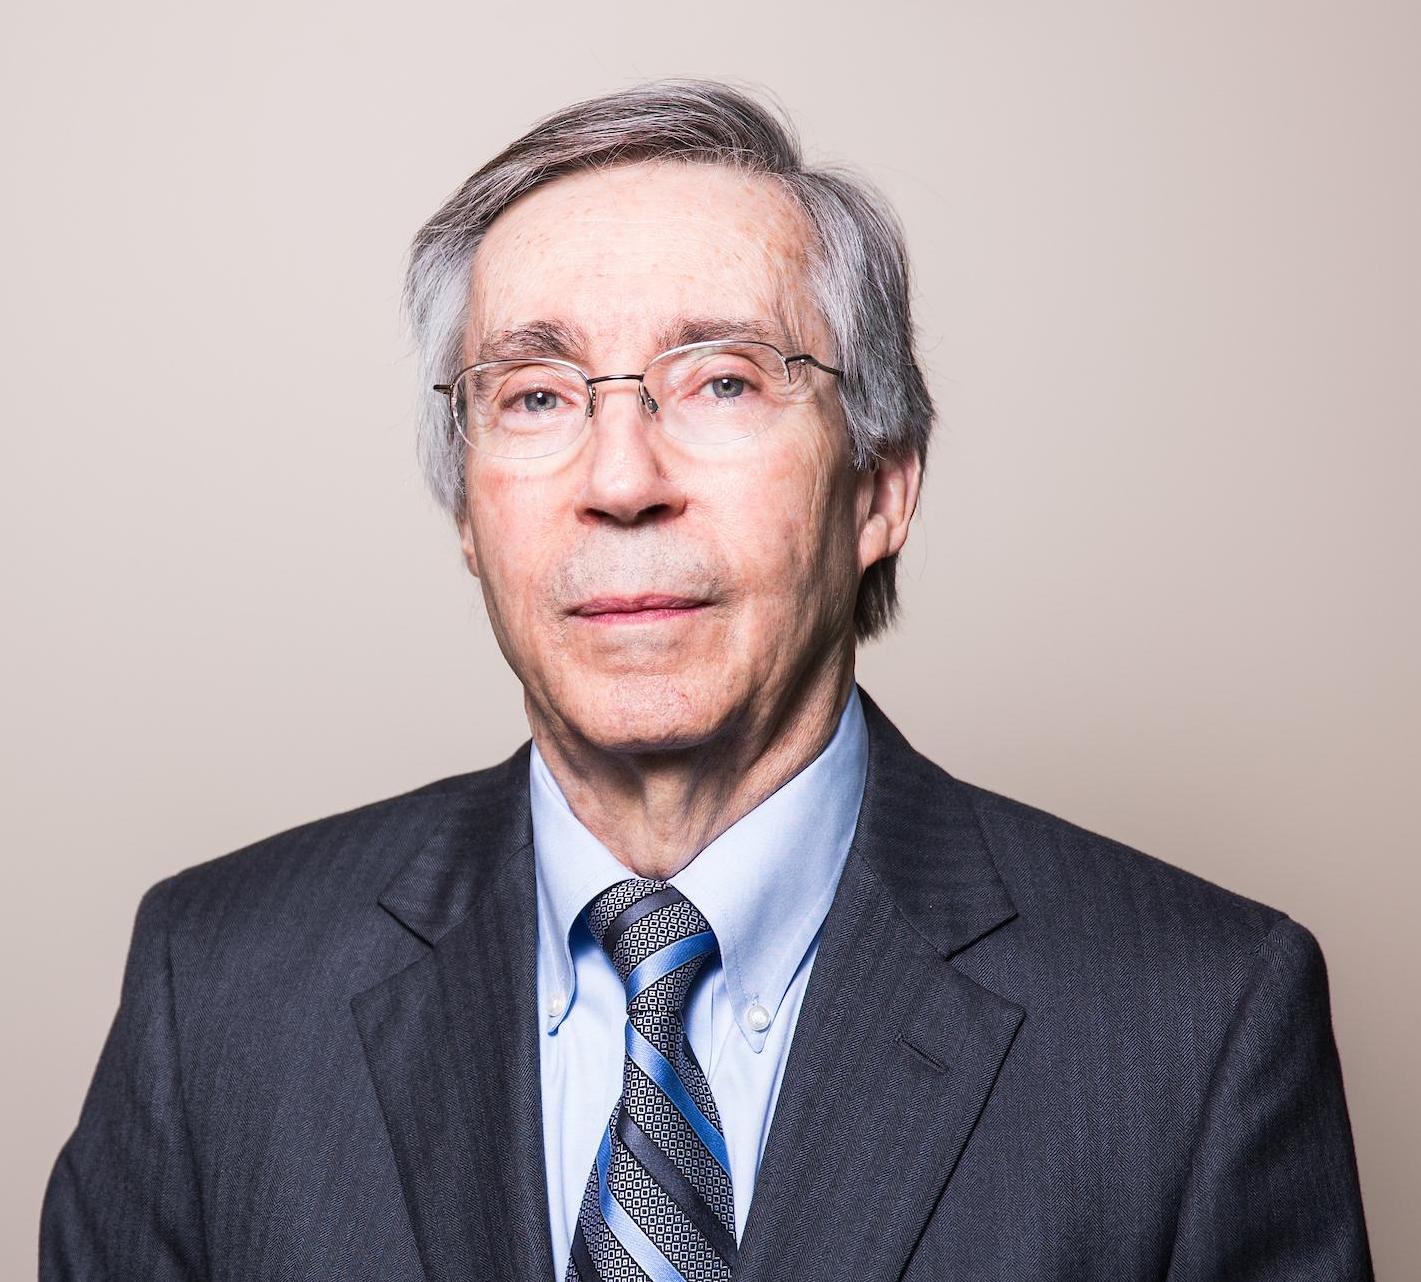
[548,993,566,1019]
[746,1003,771,1032]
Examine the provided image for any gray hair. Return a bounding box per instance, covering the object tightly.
[403,78,934,641]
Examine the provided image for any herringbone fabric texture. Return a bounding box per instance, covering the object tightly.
[565,878,737,1282]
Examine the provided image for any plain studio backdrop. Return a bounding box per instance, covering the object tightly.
[2,1,1416,1274]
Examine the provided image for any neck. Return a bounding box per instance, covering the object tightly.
[527,654,856,879]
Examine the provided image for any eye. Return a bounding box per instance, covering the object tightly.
[515,388,563,414]
[707,375,746,399]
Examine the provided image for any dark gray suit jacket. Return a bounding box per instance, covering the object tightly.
[41,687,1374,1280]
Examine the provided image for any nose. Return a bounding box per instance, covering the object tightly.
[574,378,686,527]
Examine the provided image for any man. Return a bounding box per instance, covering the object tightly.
[42,79,1373,1281]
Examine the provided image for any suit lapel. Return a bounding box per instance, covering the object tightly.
[352,742,557,1282]
[731,688,1025,1282]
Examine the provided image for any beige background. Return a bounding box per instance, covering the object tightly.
[3,0,1416,1273]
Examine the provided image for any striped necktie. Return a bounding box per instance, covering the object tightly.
[565,877,738,1282]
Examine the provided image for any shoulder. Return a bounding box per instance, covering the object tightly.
[860,688,1300,976]
[160,773,467,910]
[952,774,1296,974]
[919,773,1345,1077]
[139,744,528,946]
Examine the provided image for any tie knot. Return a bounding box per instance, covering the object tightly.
[585,877,718,1017]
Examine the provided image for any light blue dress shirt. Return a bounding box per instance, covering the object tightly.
[531,683,869,1277]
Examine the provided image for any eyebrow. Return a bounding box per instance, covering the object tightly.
[471,314,800,368]
[654,315,792,352]
[475,319,590,365]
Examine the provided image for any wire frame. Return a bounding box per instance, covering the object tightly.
[432,338,843,457]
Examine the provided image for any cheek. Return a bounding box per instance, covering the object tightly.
[467,468,552,620]
[703,429,852,606]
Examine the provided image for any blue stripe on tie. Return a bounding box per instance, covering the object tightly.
[595,1120,688,1282]
[626,931,716,1002]
[625,1023,732,1176]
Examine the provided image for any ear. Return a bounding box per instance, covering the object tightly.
[855,449,922,573]
[455,506,482,580]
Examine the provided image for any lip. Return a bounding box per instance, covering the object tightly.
[569,594,711,622]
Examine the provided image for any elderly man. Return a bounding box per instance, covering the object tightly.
[42,80,1372,1281]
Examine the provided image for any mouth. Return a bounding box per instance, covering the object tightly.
[569,594,712,624]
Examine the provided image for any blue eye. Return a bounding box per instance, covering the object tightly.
[710,376,746,399]
[521,389,562,413]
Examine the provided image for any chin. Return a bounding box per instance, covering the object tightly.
[559,667,735,755]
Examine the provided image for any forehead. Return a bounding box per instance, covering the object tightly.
[466,160,821,363]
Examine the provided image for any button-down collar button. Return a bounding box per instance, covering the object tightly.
[548,992,566,1019]
[746,1002,771,1032]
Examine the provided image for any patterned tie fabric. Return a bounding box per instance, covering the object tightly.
[565,877,738,1282]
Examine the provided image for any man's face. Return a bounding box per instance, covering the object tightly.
[457,159,881,754]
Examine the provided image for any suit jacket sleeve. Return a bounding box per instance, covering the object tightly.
[40,878,209,1281]
[1164,916,1374,1280]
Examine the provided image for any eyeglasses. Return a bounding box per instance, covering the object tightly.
[433,339,843,460]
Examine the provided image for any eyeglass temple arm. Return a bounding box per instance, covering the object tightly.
[786,354,844,378]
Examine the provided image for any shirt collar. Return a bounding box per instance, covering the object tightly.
[531,683,869,1051]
